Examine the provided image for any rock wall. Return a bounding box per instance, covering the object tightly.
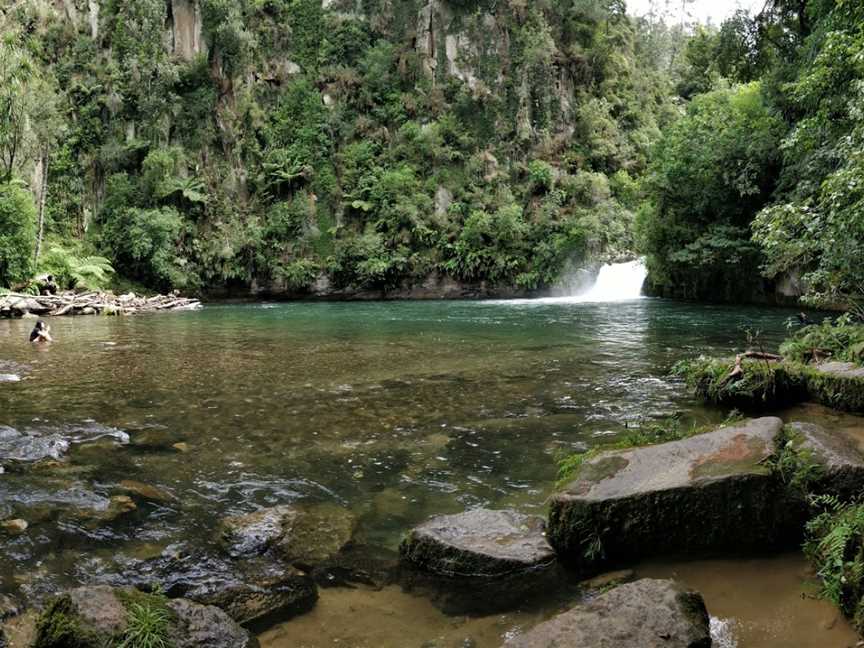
[171,0,206,61]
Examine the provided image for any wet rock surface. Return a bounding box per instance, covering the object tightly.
[218,503,357,566]
[0,423,128,465]
[548,417,799,567]
[400,509,555,578]
[112,543,318,625]
[787,421,864,500]
[504,578,711,648]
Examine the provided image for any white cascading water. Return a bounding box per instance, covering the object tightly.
[571,258,647,302]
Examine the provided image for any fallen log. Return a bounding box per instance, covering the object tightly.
[0,289,201,318]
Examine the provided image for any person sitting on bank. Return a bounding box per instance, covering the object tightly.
[29,320,53,344]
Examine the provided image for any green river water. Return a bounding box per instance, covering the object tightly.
[0,298,859,646]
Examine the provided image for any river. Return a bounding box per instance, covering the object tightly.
[0,293,857,646]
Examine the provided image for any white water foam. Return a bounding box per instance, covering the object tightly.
[710,616,738,648]
[488,259,648,305]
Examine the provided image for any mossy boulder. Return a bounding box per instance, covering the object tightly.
[503,578,711,648]
[31,585,258,648]
[680,356,864,414]
[676,357,807,410]
[548,417,801,569]
[801,362,864,413]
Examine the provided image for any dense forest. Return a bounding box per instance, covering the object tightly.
[0,0,861,309]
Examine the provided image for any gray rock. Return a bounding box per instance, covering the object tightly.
[787,421,864,500]
[0,426,68,463]
[504,579,711,648]
[814,361,864,380]
[400,508,555,578]
[168,598,259,648]
[548,417,800,567]
[219,503,356,566]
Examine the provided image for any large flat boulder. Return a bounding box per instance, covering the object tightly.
[548,417,800,567]
[504,579,711,648]
[786,421,864,500]
[400,508,555,578]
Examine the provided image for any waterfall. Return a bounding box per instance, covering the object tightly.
[571,259,647,302]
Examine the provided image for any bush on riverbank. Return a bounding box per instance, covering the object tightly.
[781,319,864,366]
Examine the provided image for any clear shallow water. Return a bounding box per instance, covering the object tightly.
[0,298,852,645]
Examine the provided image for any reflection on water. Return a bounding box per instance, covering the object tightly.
[0,299,845,643]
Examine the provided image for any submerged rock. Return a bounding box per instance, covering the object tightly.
[0,423,128,466]
[30,585,258,648]
[115,543,317,626]
[504,578,711,648]
[400,508,555,578]
[548,417,800,568]
[218,503,356,567]
[117,480,175,505]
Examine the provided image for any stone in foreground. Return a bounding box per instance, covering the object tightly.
[400,508,555,578]
[548,417,799,567]
[787,421,864,500]
[30,585,258,648]
[504,579,711,648]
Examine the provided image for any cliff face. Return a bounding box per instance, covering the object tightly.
[10,0,677,295]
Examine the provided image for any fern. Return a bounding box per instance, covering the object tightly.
[39,245,115,290]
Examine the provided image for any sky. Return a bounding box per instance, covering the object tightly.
[627,0,767,25]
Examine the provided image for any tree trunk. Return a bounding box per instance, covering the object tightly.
[33,150,49,268]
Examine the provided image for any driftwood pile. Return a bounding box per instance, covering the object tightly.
[0,291,201,318]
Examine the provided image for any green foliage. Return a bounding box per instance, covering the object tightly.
[39,242,115,290]
[0,181,36,286]
[637,83,784,300]
[771,425,825,496]
[117,598,174,648]
[33,595,92,648]
[805,498,864,633]
[781,319,864,366]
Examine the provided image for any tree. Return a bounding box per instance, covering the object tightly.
[637,83,784,300]
[0,182,36,286]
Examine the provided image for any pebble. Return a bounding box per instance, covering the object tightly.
[1,519,28,535]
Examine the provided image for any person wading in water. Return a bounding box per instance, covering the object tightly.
[29,320,53,344]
